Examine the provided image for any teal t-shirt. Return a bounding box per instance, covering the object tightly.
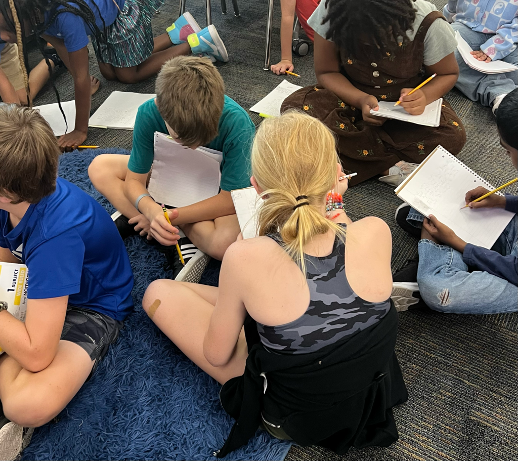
[128,96,255,191]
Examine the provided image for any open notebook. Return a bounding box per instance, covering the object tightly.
[456,31,518,74]
[89,91,156,129]
[34,100,76,136]
[147,132,222,208]
[250,80,302,117]
[395,145,515,249]
[370,98,442,127]
[231,187,262,239]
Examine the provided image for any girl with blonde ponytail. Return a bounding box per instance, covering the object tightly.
[143,111,407,457]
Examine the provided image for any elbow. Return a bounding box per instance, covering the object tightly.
[203,339,229,368]
[22,350,54,373]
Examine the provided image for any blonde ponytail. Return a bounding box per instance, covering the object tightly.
[252,111,346,274]
[8,0,31,106]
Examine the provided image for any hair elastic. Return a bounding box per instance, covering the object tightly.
[295,195,308,201]
[293,201,310,210]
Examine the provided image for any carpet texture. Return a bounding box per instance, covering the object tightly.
[17,0,518,459]
[20,149,291,461]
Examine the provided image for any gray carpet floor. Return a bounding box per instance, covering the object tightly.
[26,0,518,459]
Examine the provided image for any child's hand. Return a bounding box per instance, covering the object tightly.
[149,208,181,246]
[471,50,491,62]
[271,59,294,75]
[465,186,506,209]
[58,129,88,150]
[423,215,466,252]
[361,95,386,126]
[128,214,151,236]
[398,88,427,115]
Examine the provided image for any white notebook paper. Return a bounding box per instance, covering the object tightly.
[89,91,156,130]
[231,187,262,239]
[34,100,76,136]
[395,145,515,249]
[456,31,518,74]
[370,98,442,127]
[147,133,222,208]
[250,80,302,117]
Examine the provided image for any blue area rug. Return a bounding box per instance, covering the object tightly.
[21,149,292,461]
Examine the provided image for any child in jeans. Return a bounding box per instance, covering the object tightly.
[443,0,518,111]
[393,88,518,313]
[0,105,133,455]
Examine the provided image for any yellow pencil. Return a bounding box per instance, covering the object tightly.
[394,73,437,106]
[161,204,185,265]
[461,178,518,209]
[285,70,300,77]
[77,145,100,149]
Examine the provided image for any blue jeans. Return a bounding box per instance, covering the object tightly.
[407,208,518,314]
[452,23,518,107]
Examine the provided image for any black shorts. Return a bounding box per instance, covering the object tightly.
[61,306,123,378]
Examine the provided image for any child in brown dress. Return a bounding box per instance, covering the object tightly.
[281,0,467,186]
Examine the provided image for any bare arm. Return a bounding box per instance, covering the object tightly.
[399,53,459,115]
[203,243,247,367]
[0,247,21,263]
[271,0,297,75]
[0,68,21,104]
[0,295,68,372]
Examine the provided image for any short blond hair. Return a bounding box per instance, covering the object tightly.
[0,105,60,203]
[252,111,346,273]
[155,56,225,147]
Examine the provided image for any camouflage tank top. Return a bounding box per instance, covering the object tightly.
[257,228,391,354]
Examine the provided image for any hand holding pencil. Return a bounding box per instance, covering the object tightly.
[462,180,517,209]
[396,73,437,115]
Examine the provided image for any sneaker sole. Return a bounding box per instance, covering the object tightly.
[394,202,410,222]
[0,422,23,461]
[207,25,229,62]
[183,11,201,33]
[175,250,210,283]
[391,283,420,312]
[111,210,122,221]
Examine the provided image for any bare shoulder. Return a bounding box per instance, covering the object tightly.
[222,236,283,270]
[348,217,391,242]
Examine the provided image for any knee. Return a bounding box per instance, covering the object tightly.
[417,275,454,313]
[2,395,57,428]
[142,280,175,319]
[88,155,114,190]
[210,229,239,261]
[114,70,139,85]
[99,66,117,81]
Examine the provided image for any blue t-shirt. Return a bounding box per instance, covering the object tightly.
[43,0,125,52]
[0,178,134,321]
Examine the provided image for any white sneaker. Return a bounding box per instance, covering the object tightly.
[175,250,210,283]
[391,282,421,312]
[492,93,507,115]
[379,161,419,187]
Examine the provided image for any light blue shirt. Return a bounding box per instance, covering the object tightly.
[444,0,518,60]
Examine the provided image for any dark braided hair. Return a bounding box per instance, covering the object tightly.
[323,0,417,60]
[0,0,108,129]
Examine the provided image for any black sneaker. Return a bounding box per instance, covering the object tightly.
[43,45,65,69]
[395,203,421,238]
[161,236,209,282]
[111,211,140,240]
[393,257,419,282]
[391,258,428,311]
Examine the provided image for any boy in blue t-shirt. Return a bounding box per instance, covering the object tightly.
[393,89,518,313]
[89,56,255,275]
[0,105,133,431]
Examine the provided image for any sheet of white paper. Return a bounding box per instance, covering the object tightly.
[370,99,442,127]
[147,133,221,208]
[89,91,156,129]
[456,31,518,74]
[395,145,515,249]
[231,187,262,239]
[250,80,302,117]
[34,100,76,136]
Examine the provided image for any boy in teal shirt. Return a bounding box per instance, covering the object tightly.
[89,56,255,275]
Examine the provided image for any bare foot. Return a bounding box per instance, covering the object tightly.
[90,76,100,96]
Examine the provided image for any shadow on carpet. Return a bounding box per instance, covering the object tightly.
[21,149,291,461]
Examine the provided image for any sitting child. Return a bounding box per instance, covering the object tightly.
[281,0,467,186]
[394,88,518,313]
[141,111,408,457]
[0,106,134,451]
[270,0,320,75]
[0,41,62,105]
[443,0,518,112]
[0,0,228,148]
[89,56,255,271]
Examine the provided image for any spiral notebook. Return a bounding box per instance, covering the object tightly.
[370,98,442,127]
[395,145,515,249]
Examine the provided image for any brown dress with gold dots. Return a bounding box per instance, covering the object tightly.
[281,11,466,186]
